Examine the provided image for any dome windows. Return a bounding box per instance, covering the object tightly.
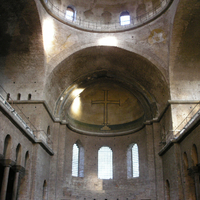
[65,6,76,21]
[42,0,172,31]
[120,11,131,26]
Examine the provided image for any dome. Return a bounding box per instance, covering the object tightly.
[41,0,173,32]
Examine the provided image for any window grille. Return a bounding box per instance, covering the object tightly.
[72,143,79,177]
[132,144,139,177]
[127,143,139,178]
[98,146,113,179]
[66,7,75,21]
[120,11,130,25]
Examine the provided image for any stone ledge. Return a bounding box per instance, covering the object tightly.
[0,103,54,156]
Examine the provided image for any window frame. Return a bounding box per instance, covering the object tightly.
[127,143,139,179]
[120,11,131,26]
[98,146,113,179]
[72,141,84,177]
[65,6,76,21]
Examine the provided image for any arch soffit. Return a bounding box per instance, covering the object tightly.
[46,43,168,82]
[170,0,200,66]
[45,46,169,115]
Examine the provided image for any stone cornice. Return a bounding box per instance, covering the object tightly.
[0,159,15,167]
[168,100,200,104]
[0,102,54,156]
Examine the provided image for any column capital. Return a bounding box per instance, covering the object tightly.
[0,159,15,167]
[12,165,25,173]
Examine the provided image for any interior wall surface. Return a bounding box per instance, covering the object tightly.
[0,106,52,200]
[0,0,45,100]
[169,0,200,130]
[49,125,158,200]
[162,121,200,200]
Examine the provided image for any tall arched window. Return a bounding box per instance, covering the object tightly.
[120,11,130,25]
[43,180,48,200]
[72,144,79,177]
[191,144,198,166]
[65,6,75,21]
[183,152,196,199]
[47,126,50,136]
[127,143,139,178]
[24,151,29,169]
[3,135,12,159]
[28,94,32,100]
[72,141,84,177]
[166,179,170,200]
[7,93,10,101]
[98,146,113,179]
[16,144,22,165]
[17,93,21,100]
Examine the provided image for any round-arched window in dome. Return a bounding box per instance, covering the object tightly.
[120,11,131,26]
[65,6,75,21]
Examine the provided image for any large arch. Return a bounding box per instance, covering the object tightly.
[44,46,169,135]
[169,0,200,100]
[45,46,169,113]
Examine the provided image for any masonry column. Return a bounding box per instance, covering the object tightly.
[0,159,15,200]
[152,122,164,199]
[173,143,184,200]
[194,171,200,199]
[145,124,156,199]
[189,165,200,199]
[12,165,25,200]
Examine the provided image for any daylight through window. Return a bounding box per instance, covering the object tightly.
[132,144,139,177]
[72,143,79,177]
[127,143,139,178]
[66,7,75,21]
[98,146,113,179]
[120,11,130,25]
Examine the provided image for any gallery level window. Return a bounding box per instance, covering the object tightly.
[120,11,131,25]
[98,146,113,179]
[65,6,75,21]
[127,143,139,178]
[72,141,84,177]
